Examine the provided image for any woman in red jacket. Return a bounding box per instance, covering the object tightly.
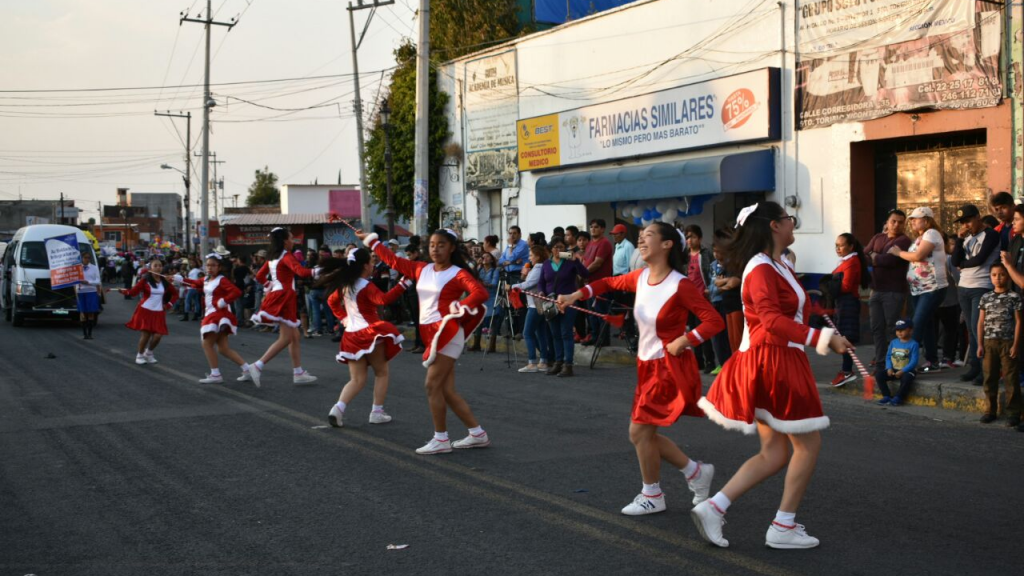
[830,233,871,387]
[248,227,319,387]
[357,228,489,455]
[119,257,178,365]
[558,222,723,517]
[316,248,410,428]
[181,254,249,384]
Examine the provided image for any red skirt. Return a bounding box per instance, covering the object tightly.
[252,290,299,327]
[336,322,404,364]
[632,349,705,426]
[125,307,168,335]
[698,344,829,435]
[420,305,486,367]
[201,310,238,337]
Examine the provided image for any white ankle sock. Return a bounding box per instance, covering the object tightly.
[681,459,698,478]
[434,431,449,442]
[371,404,384,412]
[144,349,153,356]
[293,367,304,375]
[468,426,484,436]
[254,360,264,370]
[336,401,347,412]
[642,482,661,497]
[210,368,221,377]
[137,353,145,358]
[709,492,731,514]
[774,510,796,527]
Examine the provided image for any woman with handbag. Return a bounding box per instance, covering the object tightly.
[538,237,589,377]
[511,244,553,373]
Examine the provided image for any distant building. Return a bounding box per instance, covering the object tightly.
[0,200,79,240]
[129,192,183,244]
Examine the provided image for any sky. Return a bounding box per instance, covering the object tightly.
[0,0,416,222]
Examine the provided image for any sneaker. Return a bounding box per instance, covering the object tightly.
[518,364,539,373]
[453,431,490,449]
[293,370,318,385]
[876,396,891,406]
[710,365,723,376]
[889,396,902,407]
[621,493,666,516]
[952,359,965,367]
[135,354,147,365]
[369,410,393,425]
[765,522,820,549]
[415,437,452,455]
[940,359,956,370]
[237,371,253,382]
[1005,416,1020,428]
[831,371,856,387]
[199,373,224,384]
[145,353,158,364]
[328,405,344,428]
[920,362,941,373]
[980,413,997,424]
[702,364,715,375]
[248,364,262,388]
[690,500,729,548]
[537,362,549,371]
[684,462,715,505]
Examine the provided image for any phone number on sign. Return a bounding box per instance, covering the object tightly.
[916,77,998,94]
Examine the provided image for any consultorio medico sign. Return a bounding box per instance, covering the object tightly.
[516,68,780,171]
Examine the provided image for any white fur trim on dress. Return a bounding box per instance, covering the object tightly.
[250,310,301,328]
[423,303,485,368]
[335,333,405,363]
[753,408,830,434]
[698,397,757,435]
[200,317,238,337]
[362,233,380,248]
[815,327,835,356]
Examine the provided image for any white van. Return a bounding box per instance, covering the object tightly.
[1,224,98,327]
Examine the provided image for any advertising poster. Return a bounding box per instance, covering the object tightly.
[328,189,361,218]
[45,234,84,289]
[797,9,1001,129]
[464,51,519,189]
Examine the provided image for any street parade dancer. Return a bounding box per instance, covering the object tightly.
[248,227,319,386]
[692,202,851,550]
[181,253,249,384]
[77,250,103,340]
[558,221,724,516]
[356,227,490,455]
[119,257,178,365]
[316,247,411,427]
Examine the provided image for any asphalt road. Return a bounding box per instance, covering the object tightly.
[1,297,1020,576]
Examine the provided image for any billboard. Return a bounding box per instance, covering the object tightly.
[517,68,780,171]
[45,234,84,289]
[328,189,361,218]
[464,51,519,189]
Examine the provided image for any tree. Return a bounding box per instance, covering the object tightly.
[429,0,529,61]
[246,166,280,206]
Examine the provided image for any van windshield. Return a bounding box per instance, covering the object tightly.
[18,241,95,270]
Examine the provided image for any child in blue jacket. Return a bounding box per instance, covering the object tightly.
[875,318,919,406]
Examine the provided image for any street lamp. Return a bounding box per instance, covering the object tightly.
[381,98,395,240]
[162,163,192,253]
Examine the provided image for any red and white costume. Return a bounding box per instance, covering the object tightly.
[251,251,314,328]
[364,233,487,366]
[124,278,179,335]
[183,275,242,337]
[583,268,724,426]
[699,253,835,434]
[328,278,410,364]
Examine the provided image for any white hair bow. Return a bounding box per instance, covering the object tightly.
[677,228,686,245]
[347,250,357,263]
[442,228,459,240]
[205,252,222,260]
[736,203,759,227]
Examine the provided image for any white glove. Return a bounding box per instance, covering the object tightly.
[449,301,462,315]
[217,298,228,310]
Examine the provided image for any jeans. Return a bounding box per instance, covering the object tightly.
[548,307,578,365]
[524,308,552,363]
[910,287,946,364]
[937,305,963,362]
[233,296,245,326]
[307,288,335,333]
[958,286,989,367]
[711,302,732,367]
[875,366,916,400]
[588,296,611,341]
[869,291,907,364]
[185,288,201,316]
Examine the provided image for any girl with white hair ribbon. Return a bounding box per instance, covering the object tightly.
[356,227,490,455]
[180,253,249,384]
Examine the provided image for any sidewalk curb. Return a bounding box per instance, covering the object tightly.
[827,373,991,413]
[397,326,636,366]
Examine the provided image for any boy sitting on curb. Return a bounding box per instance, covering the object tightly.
[875,318,918,406]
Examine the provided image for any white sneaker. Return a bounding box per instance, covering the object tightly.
[765,522,820,549]
[537,363,549,371]
[620,493,666,516]
[369,410,393,424]
[415,437,452,455]
[199,373,224,384]
[135,354,147,365]
[293,370,318,385]
[452,431,490,449]
[952,359,966,367]
[518,364,539,373]
[236,371,253,382]
[145,353,158,364]
[684,462,715,505]
[248,364,262,388]
[328,405,344,428]
[690,500,729,548]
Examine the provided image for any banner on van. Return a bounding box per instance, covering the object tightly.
[45,234,84,289]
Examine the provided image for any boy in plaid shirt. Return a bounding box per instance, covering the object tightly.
[977,262,1023,429]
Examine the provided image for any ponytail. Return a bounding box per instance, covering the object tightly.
[648,221,689,274]
[315,248,371,297]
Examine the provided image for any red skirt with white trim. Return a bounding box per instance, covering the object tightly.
[632,348,705,426]
[336,322,404,364]
[125,307,169,335]
[419,308,485,364]
[698,344,829,435]
[252,290,299,327]
[200,309,238,337]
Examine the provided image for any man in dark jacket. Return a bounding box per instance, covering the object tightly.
[864,210,913,365]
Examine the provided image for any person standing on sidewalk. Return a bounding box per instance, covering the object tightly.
[990,191,1016,250]
[684,225,717,373]
[830,233,870,387]
[539,237,589,377]
[976,262,1023,429]
[582,219,614,346]
[864,210,911,368]
[950,204,999,384]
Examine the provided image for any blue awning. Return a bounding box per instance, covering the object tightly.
[534,149,774,205]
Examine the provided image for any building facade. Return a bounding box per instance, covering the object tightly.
[128,192,183,245]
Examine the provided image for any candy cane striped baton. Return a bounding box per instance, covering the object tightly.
[523,290,626,328]
[820,313,875,399]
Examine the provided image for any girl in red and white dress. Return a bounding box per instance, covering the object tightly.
[691,202,851,551]
[182,254,250,384]
[558,222,724,517]
[119,257,178,365]
[315,248,410,427]
[356,228,490,455]
[247,227,319,387]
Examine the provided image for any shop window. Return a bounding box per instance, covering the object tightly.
[896,145,987,236]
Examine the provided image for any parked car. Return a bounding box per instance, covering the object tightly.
[1,225,97,327]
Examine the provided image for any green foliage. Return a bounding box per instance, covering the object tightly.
[430,0,529,61]
[246,166,280,206]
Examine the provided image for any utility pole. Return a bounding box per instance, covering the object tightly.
[59,192,64,224]
[155,110,192,252]
[412,0,430,235]
[347,1,394,230]
[181,0,236,256]
[194,151,225,241]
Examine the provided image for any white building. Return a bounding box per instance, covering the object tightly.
[437,0,1013,273]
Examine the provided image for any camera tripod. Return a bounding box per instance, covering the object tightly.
[483,268,519,367]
